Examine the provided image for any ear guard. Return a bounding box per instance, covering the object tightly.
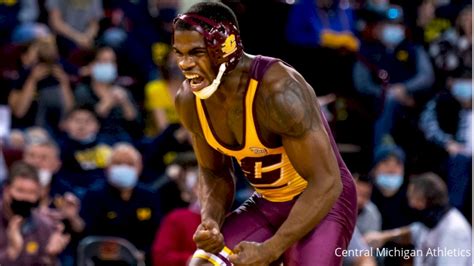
[173,13,243,74]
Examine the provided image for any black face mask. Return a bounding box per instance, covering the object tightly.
[413,205,451,229]
[10,198,39,218]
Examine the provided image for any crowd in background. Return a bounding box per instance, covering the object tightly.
[0,0,471,265]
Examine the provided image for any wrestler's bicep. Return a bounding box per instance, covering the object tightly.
[261,77,320,138]
[261,77,339,183]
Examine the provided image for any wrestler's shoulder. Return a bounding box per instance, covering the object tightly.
[259,61,305,94]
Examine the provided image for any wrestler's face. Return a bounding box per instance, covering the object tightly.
[173,30,217,92]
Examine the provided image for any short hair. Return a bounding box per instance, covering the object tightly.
[65,104,99,121]
[355,174,373,185]
[175,1,239,31]
[94,46,116,60]
[6,161,39,186]
[109,142,142,165]
[373,145,406,167]
[25,140,61,159]
[409,172,449,208]
[24,126,51,145]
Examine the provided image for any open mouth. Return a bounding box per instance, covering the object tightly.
[185,74,208,91]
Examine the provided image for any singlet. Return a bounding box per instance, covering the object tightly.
[195,56,308,202]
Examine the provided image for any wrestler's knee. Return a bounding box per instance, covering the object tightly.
[188,257,213,266]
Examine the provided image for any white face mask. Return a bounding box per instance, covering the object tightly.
[108,165,139,189]
[38,169,53,187]
[193,63,227,100]
[381,25,405,47]
[92,62,117,83]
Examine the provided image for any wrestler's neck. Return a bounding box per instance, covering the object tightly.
[212,53,254,100]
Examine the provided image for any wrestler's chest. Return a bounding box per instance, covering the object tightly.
[206,103,244,146]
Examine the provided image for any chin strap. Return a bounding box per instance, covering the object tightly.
[193,63,227,99]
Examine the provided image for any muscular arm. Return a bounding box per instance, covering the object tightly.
[193,135,235,225]
[175,87,235,226]
[258,71,343,257]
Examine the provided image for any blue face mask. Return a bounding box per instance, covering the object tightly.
[452,80,472,101]
[92,63,117,83]
[375,173,403,191]
[381,25,405,46]
[108,165,138,189]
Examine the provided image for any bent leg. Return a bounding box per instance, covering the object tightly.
[284,175,357,266]
[284,218,353,266]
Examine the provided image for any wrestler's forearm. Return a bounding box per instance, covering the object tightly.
[264,177,342,256]
[198,167,235,226]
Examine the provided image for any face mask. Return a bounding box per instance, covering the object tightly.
[10,197,39,218]
[413,205,450,228]
[193,63,226,100]
[38,169,52,187]
[452,80,472,101]
[92,63,117,83]
[381,25,405,46]
[375,173,403,191]
[108,165,138,189]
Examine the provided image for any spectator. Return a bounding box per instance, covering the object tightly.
[141,125,193,186]
[355,174,382,235]
[6,129,26,150]
[23,126,50,146]
[371,145,414,230]
[412,0,452,47]
[365,172,472,266]
[356,0,390,41]
[429,5,471,84]
[152,159,200,266]
[0,161,70,265]
[75,46,139,145]
[8,36,74,137]
[286,0,359,51]
[370,145,416,265]
[23,141,70,198]
[11,22,50,45]
[80,143,161,264]
[285,0,359,96]
[145,43,183,136]
[0,0,39,44]
[100,0,177,81]
[419,71,471,219]
[23,140,84,265]
[46,0,103,58]
[59,106,111,197]
[353,5,434,148]
[344,227,377,266]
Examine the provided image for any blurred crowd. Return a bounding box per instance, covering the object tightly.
[0,0,471,265]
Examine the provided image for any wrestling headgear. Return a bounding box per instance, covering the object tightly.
[173,13,243,74]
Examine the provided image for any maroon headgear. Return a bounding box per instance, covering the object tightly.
[173,13,243,73]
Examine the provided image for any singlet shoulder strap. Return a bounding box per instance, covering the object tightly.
[249,55,280,82]
[244,55,282,150]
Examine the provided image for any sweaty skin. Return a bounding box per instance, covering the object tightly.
[174,29,342,264]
